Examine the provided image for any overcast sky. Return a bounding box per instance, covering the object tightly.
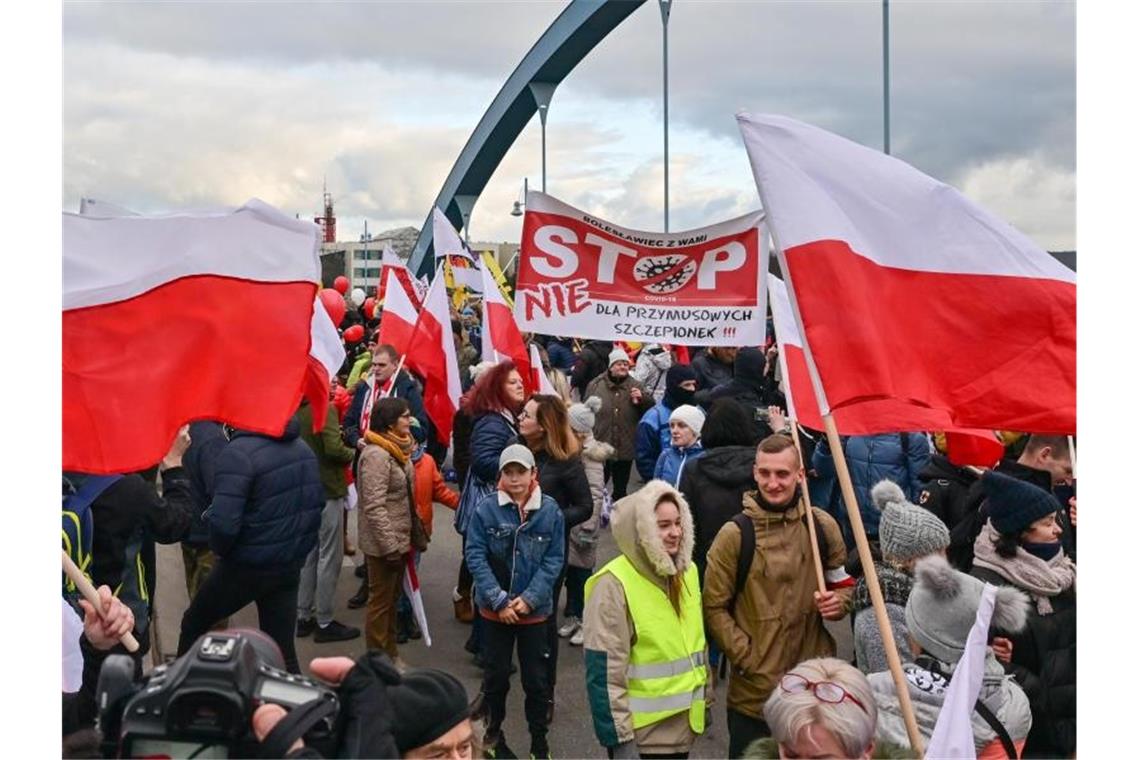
[63,0,1075,250]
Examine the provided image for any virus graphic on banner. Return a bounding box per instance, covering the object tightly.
[633,254,697,294]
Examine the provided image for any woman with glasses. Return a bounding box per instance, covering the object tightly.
[358,397,419,668]
[583,482,707,759]
[517,393,593,724]
[751,658,881,759]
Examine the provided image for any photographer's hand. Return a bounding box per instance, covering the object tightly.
[252,705,304,754]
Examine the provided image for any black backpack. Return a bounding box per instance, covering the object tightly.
[728,508,829,612]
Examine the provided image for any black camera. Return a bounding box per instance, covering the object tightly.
[97,629,338,758]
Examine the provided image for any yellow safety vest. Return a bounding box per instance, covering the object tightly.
[586,556,707,733]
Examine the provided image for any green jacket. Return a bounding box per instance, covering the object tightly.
[346,350,372,390]
[297,400,357,499]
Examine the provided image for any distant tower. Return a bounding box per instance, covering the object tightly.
[314,181,336,243]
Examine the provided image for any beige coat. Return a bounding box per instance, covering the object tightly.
[702,492,850,719]
[582,480,705,754]
[357,444,415,558]
[585,372,653,460]
[567,435,614,569]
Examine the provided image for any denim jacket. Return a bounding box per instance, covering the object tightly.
[465,486,565,618]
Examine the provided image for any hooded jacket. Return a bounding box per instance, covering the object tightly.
[583,481,704,755]
[690,350,735,392]
[634,366,699,481]
[870,655,1032,757]
[568,435,614,569]
[206,417,323,570]
[586,371,654,461]
[677,445,756,575]
[702,491,849,719]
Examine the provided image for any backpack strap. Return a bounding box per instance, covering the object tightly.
[729,512,755,615]
[66,475,123,513]
[973,699,1018,759]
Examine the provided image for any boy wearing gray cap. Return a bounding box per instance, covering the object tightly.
[464,444,566,759]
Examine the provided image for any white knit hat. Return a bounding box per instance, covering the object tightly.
[668,405,705,437]
[608,348,632,367]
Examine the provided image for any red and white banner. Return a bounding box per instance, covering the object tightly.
[741,113,1075,434]
[304,298,347,432]
[378,244,422,309]
[514,192,766,346]
[377,267,418,356]
[404,271,462,445]
[65,199,321,473]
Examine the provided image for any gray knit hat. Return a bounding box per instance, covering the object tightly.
[569,396,602,434]
[906,555,1029,664]
[871,480,950,563]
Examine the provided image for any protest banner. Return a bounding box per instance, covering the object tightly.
[514,192,766,346]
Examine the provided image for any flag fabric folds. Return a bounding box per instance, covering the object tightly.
[740,113,1075,435]
[64,199,321,473]
[404,272,462,446]
[480,261,533,389]
[377,267,418,356]
[378,244,423,310]
[401,554,432,647]
[530,343,558,397]
[304,298,347,433]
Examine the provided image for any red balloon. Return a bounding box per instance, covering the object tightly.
[319,288,347,327]
[333,276,349,295]
[342,324,365,344]
[363,297,377,320]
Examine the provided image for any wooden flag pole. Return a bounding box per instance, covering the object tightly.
[1067,435,1077,479]
[62,550,140,653]
[823,415,924,756]
[788,420,826,594]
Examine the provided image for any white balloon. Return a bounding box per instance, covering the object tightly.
[350,287,367,306]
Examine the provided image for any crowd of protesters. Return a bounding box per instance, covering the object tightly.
[62,293,1076,759]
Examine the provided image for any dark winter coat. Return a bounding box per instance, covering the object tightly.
[182,421,228,546]
[812,432,930,537]
[916,453,979,531]
[677,444,756,575]
[206,417,323,571]
[690,350,735,392]
[972,565,1076,758]
[455,410,519,535]
[545,338,577,374]
[698,348,778,444]
[585,371,654,461]
[451,406,476,485]
[343,370,428,447]
[571,340,612,398]
[534,449,593,532]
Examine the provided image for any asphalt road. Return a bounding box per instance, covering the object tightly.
[154,485,853,758]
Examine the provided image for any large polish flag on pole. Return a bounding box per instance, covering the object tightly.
[740,114,1075,434]
[378,243,423,309]
[377,267,419,356]
[404,269,462,445]
[432,208,482,293]
[305,298,347,433]
[479,261,534,390]
[65,199,323,474]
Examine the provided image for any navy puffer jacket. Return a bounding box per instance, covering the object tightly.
[207,417,323,570]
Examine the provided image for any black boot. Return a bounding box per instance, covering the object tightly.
[396,611,410,644]
[347,576,369,609]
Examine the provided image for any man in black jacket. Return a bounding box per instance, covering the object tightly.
[344,344,428,448]
[176,415,323,673]
[916,452,979,531]
[691,346,737,391]
[697,347,781,444]
[65,425,196,726]
[569,340,611,399]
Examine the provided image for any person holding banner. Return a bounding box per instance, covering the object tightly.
[702,434,852,758]
[585,349,654,500]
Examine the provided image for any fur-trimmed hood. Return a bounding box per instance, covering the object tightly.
[581,435,615,464]
[611,480,695,582]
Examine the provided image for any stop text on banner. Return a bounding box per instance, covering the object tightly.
[513,192,767,345]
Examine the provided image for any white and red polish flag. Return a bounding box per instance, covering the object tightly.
[65,199,323,473]
[404,270,462,445]
[377,243,422,309]
[377,267,419,356]
[529,343,558,397]
[305,298,347,433]
[480,260,534,390]
[740,114,1075,434]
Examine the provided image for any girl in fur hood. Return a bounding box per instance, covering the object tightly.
[870,555,1033,759]
[582,481,707,758]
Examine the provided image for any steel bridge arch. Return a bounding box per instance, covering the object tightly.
[408,0,648,278]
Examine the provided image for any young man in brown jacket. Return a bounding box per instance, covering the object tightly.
[702,434,854,758]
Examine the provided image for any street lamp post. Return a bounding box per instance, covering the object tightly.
[529,83,555,193]
[659,0,672,232]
